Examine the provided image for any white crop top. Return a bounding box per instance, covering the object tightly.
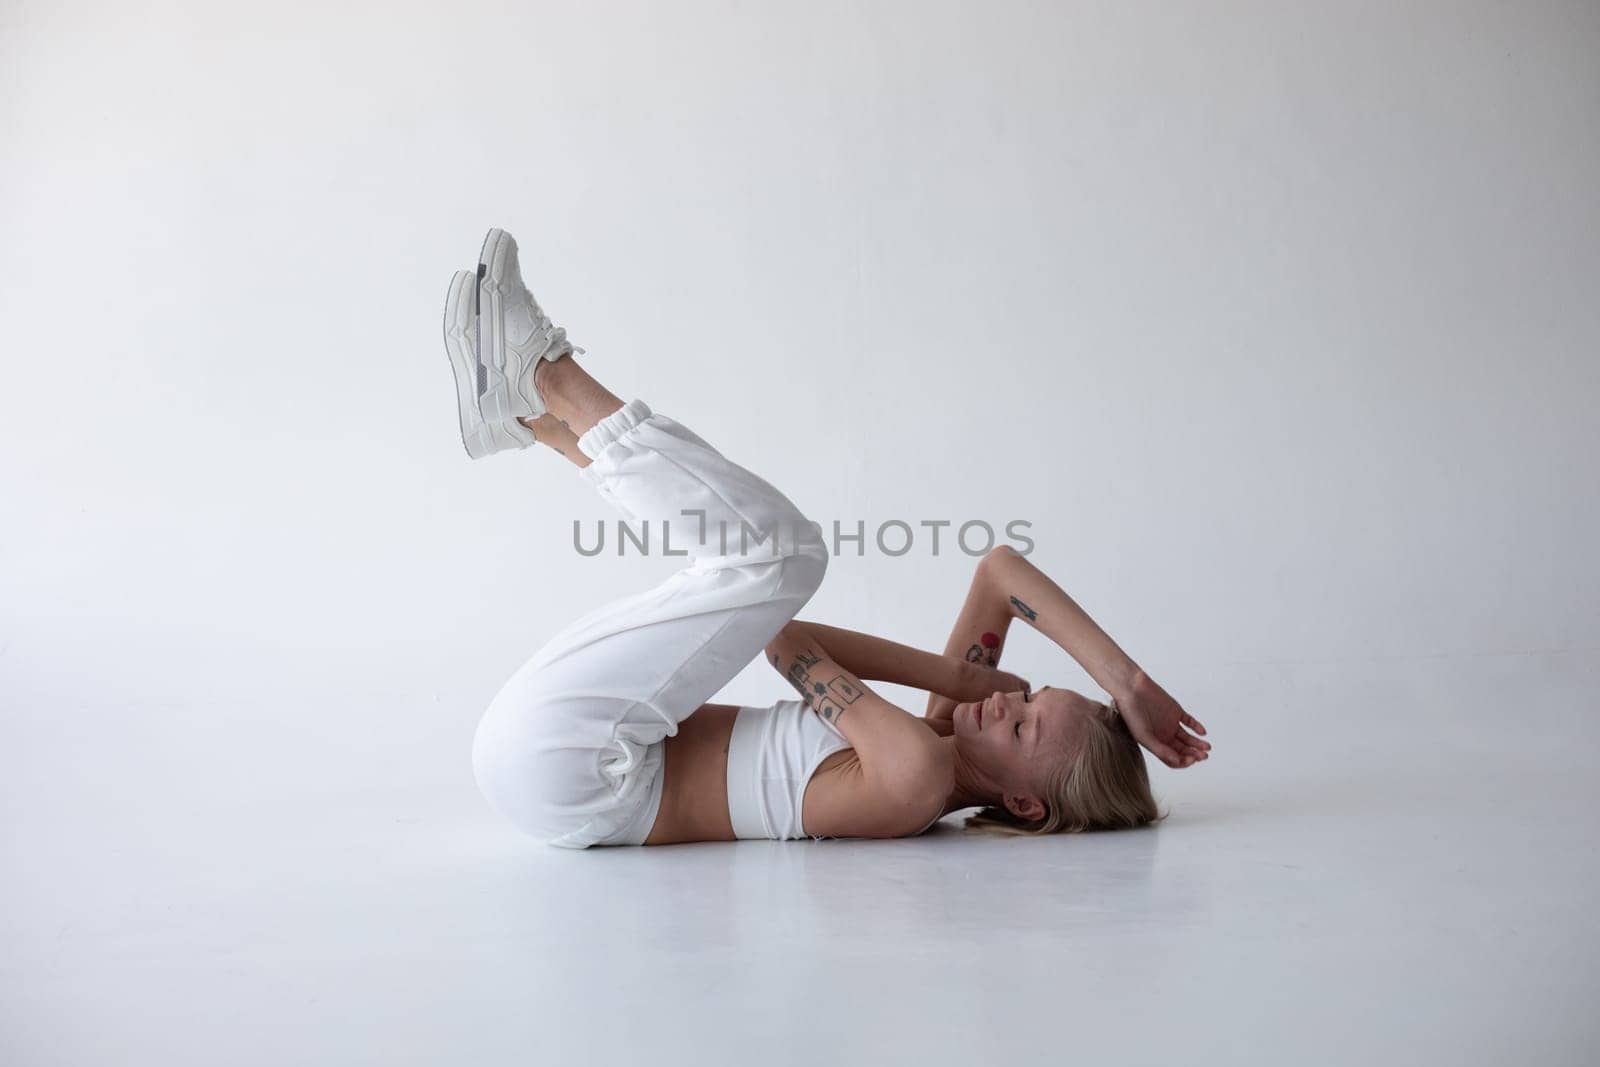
[726,700,852,841]
[725,700,945,841]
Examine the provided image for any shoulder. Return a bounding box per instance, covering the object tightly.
[804,745,952,840]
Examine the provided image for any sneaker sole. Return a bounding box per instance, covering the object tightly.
[442,269,490,458]
[476,228,522,422]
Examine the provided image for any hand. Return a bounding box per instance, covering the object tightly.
[964,662,1032,702]
[995,668,1033,699]
[928,660,1030,722]
[1116,670,1210,769]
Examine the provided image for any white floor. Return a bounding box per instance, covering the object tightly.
[4,651,1597,1066]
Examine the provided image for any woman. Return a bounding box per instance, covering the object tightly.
[449,228,1210,849]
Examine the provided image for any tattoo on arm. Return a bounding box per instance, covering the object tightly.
[1009,596,1038,622]
[964,631,1001,667]
[774,649,864,725]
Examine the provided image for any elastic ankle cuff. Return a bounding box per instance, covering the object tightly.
[577,399,653,461]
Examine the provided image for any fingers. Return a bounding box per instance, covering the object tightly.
[1163,732,1210,768]
[1139,727,1211,769]
[1182,711,1207,736]
[1148,740,1185,768]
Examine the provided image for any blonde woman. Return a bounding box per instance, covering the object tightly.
[451,228,1210,849]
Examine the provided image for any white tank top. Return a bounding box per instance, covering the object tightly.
[725,700,852,840]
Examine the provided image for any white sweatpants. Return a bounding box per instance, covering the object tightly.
[471,399,829,848]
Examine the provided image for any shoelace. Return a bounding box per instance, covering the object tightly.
[523,295,586,359]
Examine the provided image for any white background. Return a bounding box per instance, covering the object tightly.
[4,2,1597,1064]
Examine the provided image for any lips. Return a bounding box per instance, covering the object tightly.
[975,700,985,730]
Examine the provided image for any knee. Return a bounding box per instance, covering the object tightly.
[782,523,829,600]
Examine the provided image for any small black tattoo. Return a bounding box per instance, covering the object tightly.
[827,677,863,704]
[1010,596,1038,622]
[963,643,999,668]
[775,649,861,726]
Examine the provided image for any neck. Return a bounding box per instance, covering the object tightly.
[939,735,999,817]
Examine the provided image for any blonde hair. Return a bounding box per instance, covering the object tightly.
[964,700,1164,836]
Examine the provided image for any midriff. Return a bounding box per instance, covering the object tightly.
[642,703,738,845]
[643,702,856,845]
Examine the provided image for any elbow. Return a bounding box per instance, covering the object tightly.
[978,544,1019,579]
[764,620,804,661]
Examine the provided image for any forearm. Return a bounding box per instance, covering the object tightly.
[986,546,1142,701]
[763,624,946,784]
[925,553,1021,720]
[784,621,984,703]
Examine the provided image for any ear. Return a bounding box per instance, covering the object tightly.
[1003,792,1046,823]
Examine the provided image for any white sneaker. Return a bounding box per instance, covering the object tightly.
[441,269,536,459]
[476,227,579,423]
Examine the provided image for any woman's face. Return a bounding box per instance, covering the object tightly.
[951,686,1107,805]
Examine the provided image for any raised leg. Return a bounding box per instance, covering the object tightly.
[472,398,829,848]
[516,356,625,468]
[520,413,587,467]
[536,356,623,434]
